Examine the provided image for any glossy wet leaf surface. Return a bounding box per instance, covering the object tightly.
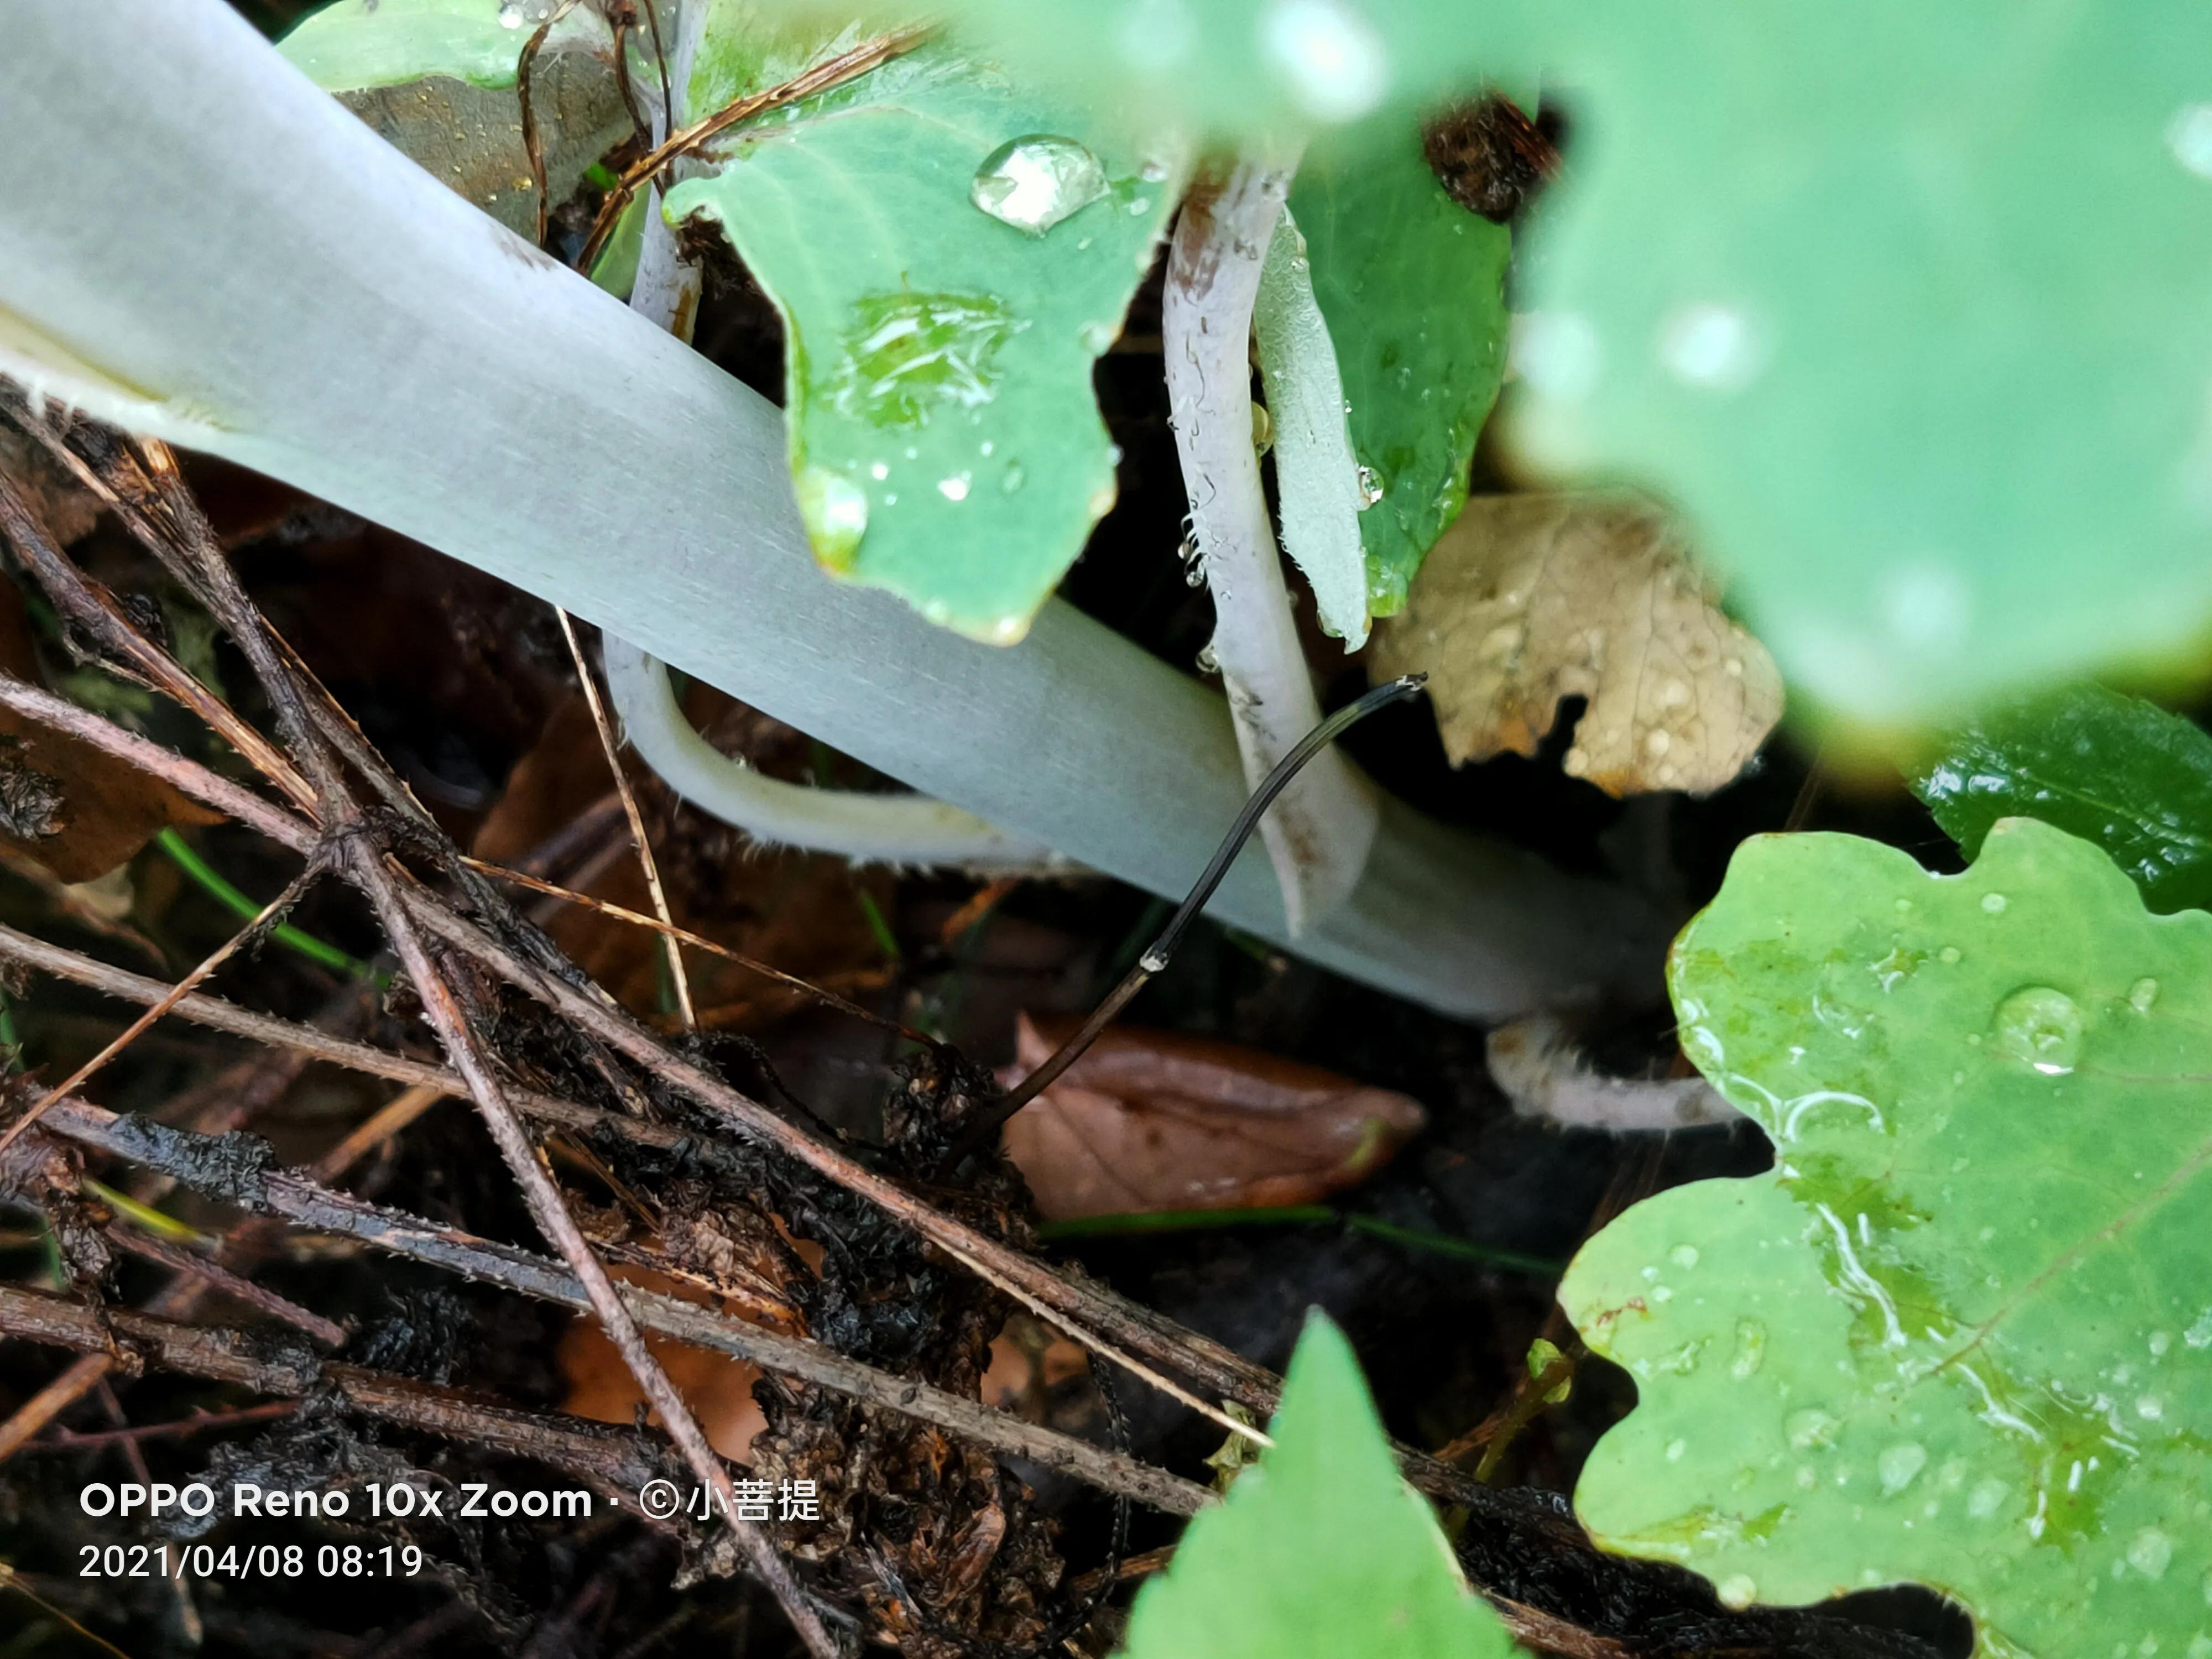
[665,32,1176,640]
[1912,685,2212,916]
[1119,1313,1517,1659]
[1290,123,1511,617]
[1562,819,2212,1656]
[1510,2,2212,722]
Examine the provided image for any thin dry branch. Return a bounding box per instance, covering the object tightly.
[0,1281,693,1507]
[557,608,695,1029]
[579,26,932,268]
[92,437,834,1657]
[34,1095,1211,1518]
[0,862,322,1156]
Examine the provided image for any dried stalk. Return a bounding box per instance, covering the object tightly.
[557,609,695,1029]
[35,1095,1211,1518]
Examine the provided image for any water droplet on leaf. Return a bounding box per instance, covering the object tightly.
[1878,1442,1927,1495]
[1718,1574,1758,1610]
[1356,465,1385,508]
[2131,977,2160,1012]
[1787,1409,1840,1450]
[2132,1528,2175,1579]
[1731,1319,1767,1380]
[970,135,1110,236]
[1994,985,2084,1074]
[1981,891,2009,914]
[794,465,868,570]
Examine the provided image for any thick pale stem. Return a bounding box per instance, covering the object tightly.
[1164,159,1376,933]
[603,639,1060,868]
[0,0,1666,1018]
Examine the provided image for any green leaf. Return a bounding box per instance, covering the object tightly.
[1562,818,2212,1656]
[1290,123,1511,617]
[1911,685,2212,916]
[761,0,1537,140]
[279,0,607,92]
[1510,2,2212,722]
[665,33,1177,639]
[1120,1312,1517,1659]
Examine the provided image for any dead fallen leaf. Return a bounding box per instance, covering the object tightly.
[559,1265,769,1461]
[1368,493,1783,795]
[998,1011,1425,1220]
[0,582,220,883]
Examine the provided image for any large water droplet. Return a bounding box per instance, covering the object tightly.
[1251,401,1275,455]
[1981,891,2009,914]
[970,135,1109,236]
[2131,1528,2175,1579]
[2131,977,2161,1013]
[1670,1243,1700,1269]
[1787,1409,1840,1451]
[1967,1477,2008,1519]
[1731,1318,1767,1380]
[938,472,972,502]
[1356,464,1385,508]
[497,0,525,26]
[1995,985,2084,1074]
[794,465,868,570]
[999,461,1026,495]
[1877,1443,1927,1495]
[1718,1574,1758,1611]
[1260,0,1390,123]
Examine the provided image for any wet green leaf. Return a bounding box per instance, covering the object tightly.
[1510,2,2212,722]
[1120,1313,1516,1659]
[1563,818,2212,1655]
[278,0,607,92]
[1290,124,1510,617]
[665,32,1176,640]
[759,0,1536,140]
[1912,685,2212,916]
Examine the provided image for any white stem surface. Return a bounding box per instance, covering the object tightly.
[1165,160,1376,933]
[0,0,1666,1018]
[603,640,1060,868]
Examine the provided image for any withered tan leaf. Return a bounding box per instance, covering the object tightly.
[1369,494,1783,795]
[999,1012,1424,1221]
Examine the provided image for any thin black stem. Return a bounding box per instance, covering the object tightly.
[950,674,1425,1161]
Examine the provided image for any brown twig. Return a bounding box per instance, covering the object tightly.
[516,0,589,247]
[579,27,932,269]
[28,1399,299,1452]
[460,855,921,1040]
[555,609,694,1029]
[34,1094,1212,1519]
[0,1281,694,1506]
[101,1225,348,1347]
[92,440,836,1656]
[0,862,322,1157]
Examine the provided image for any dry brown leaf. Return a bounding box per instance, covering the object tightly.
[0,582,219,883]
[1369,493,1783,795]
[999,1011,1425,1221]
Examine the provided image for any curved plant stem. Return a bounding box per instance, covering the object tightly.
[603,639,1062,869]
[1164,156,1377,932]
